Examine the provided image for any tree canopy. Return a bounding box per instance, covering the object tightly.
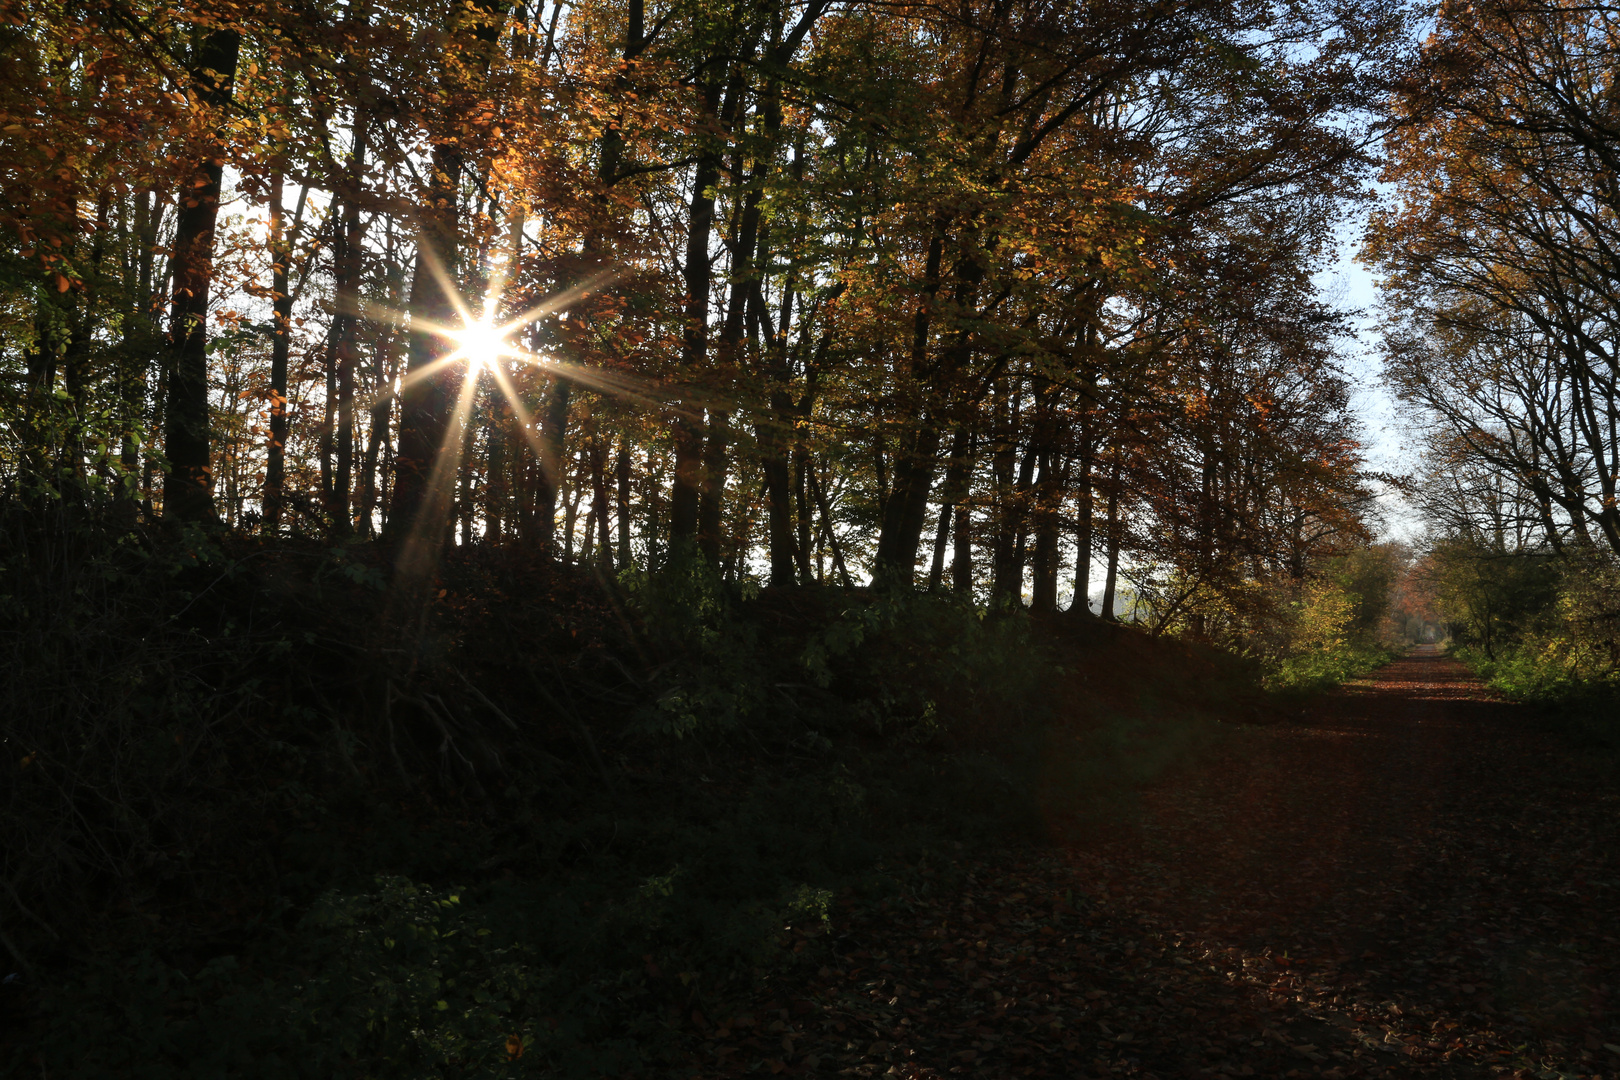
[1,0,1411,629]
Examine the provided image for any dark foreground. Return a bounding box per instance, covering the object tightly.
[684,648,1620,1078]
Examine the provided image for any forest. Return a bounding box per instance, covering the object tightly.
[3,0,1620,1075]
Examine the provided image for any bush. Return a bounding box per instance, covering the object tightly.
[0,506,1278,1078]
[621,552,770,739]
[799,588,1051,743]
[1445,552,1620,744]
[1262,550,1404,694]
[38,878,555,1080]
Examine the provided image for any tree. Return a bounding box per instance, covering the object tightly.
[1372,0,1620,557]
[163,24,240,521]
[0,0,1400,618]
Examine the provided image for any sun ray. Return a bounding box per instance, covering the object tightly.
[393,357,487,583]
[372,257,738,576]
[416,234,480,332]
[483,361,562,492]
[530,359,699,416]
[486,272,620,339]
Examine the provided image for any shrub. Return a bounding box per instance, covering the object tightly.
[620,551,769,739]
[1262,549,1405,694]
[799,587,1051,743]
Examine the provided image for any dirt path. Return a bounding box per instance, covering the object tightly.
[686,648,1620,1079]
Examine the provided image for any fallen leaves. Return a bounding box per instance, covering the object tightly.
[679,650,1620,1078]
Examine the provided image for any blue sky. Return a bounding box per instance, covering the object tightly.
[1316,210,1424,543]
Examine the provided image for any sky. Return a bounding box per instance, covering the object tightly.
[1314,207,1426,545]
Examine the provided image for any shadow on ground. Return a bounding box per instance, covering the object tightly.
[680,647,1620,1079]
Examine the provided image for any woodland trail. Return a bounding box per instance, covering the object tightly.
[686,648,1620,1079]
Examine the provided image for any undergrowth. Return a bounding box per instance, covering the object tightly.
[1265,639,1402,696]
[1452,643,1620,747]
[0,503,1265,1078]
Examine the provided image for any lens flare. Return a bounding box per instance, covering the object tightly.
[451,313,511,370]
[367,259,674,588]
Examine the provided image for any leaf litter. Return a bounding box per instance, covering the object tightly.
[678,649,1620,1078]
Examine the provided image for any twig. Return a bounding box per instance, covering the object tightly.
[0,874,59,942]
[456,670,520,731]
[381,680,413,785]
[0,912,35,979]
[527,668,616,791]
[454,669,577,790]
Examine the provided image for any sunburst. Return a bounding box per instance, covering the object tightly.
[367,240,681,577]
[447,307,519,371]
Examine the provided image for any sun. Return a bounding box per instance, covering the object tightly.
[451,313,512,370]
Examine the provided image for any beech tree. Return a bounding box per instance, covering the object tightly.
[0,0,1406,626]
[1372,0,1620,556]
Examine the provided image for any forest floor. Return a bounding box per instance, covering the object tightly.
[681,647,1620,1080]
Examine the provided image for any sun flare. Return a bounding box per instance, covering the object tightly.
[452,315,511,370]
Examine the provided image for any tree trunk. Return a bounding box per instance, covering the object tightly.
[357,323,395,537]
[762,448,797,586]
[872,233,945,582]
[952,486,973,593]
[809,465,852,588]
[319,321,338,509]
[331,120,369,532]
[616,437,633,569]
[458,405,478,547]
[761,429,802,570]
[1100,455,1122,621]
[793,447,813,584]
[534,371,570,552]
[1030,446,1061,612]
[989,386,1017,598]
[486,398,508,542]
[589,421,612,573]
[162,28,239,522]
[702,80,780,565]
[927,426,972,591]
[263,173,304,531]
[697,408,729,561]
[670,79,727,551]
[388,144,462,563]
[997,436,1038,603]
[1070,418,1094,613]
[59,193,110,489]
[562,451,582,564]
[22,265,69,486]
[119,186,163,501]
[643,458,661,569]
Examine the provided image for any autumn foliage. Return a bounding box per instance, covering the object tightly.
[0,0,1429,1072]
[0,0,1405,613]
